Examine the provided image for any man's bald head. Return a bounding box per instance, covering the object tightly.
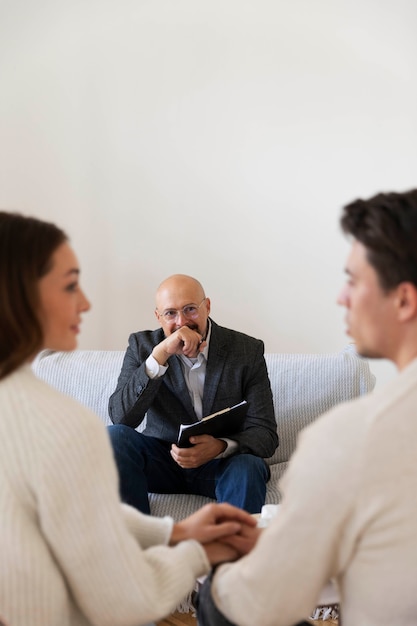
[155,274,210,338]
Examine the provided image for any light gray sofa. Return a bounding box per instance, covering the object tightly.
[33,345,375,520]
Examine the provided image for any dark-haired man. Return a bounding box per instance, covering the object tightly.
[108,274,278,514]
[196,189,417,626]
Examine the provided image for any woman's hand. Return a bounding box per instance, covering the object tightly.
[170,502,257,546]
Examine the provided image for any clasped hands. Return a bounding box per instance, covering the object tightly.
[170,502,261,566]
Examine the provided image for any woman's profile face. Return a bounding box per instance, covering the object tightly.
[37,242,90,352]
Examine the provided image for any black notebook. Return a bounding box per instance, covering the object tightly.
[177,400,248,448]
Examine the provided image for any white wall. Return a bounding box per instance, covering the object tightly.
[1,0,415,387]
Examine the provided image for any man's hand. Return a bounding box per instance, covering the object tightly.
[171,435,227,468]
[152,326,206,364]
[219,520,262,556]
[203,524,262,566]
[202,541,242,566]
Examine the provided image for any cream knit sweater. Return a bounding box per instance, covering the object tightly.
[211,358,417,626]
[0,365,210,626]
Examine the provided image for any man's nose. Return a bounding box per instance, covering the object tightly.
[337,285,348,306]
[175,310,187,324]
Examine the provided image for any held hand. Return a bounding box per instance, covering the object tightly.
[202,525,261,566]
[203,541,241,566]
[170,502,257,546]
[152,326,206,364]
[219,523,262,557]
[171,435,227,468]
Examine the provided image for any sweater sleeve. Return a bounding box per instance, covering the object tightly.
[28,380,210,626]
[209,402,365,626]
[120,502,175,547]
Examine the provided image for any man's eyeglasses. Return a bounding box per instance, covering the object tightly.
[158,298,207,322]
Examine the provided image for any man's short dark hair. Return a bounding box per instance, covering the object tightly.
[341,189,417,291]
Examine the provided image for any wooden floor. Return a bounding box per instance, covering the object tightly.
[157,610,337,625]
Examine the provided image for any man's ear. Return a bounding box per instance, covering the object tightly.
[396,282,417,322]
[154,308,161,324]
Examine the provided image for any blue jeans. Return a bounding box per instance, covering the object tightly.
[196,572,312,626]
[108,424,270,514]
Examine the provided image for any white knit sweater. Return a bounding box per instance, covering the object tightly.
[0,365,210,626]
[211,358,417,626]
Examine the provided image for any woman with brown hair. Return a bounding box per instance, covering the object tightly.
[0,211,258,626]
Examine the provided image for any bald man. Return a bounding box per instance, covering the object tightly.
[108,275,278,514]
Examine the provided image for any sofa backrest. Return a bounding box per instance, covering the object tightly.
[33,349,125,424]
[32,345,375,464]
[264,345,375,464]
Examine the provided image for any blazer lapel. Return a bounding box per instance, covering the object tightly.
[165,355,196,420]
[203,322,227,416]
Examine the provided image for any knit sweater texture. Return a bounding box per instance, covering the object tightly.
[211,358,417,626]
[0,365,210,626]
